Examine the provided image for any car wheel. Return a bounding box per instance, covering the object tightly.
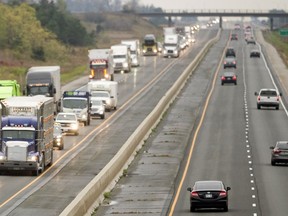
[190,205,196,212]
[75,131,79,136]
[83,121,87,126]
[59,144,64,150]
[223,204,228,212]
[276,105,279,110]
[101,115,105,119]
[257,104,261,109]
[271,159,276,166]
[235,82,237,85]
[221,82,224,85]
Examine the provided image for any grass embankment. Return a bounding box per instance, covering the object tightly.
[262,30,288,67]
[1,13,162,90]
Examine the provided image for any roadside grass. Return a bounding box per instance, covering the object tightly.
[262,30,288,67]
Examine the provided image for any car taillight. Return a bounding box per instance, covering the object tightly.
[274,149,281,154]
[191,191,199,197]
[224,61,227,64]
[232,75,237,80]
[221,76,225,80]
[219,191,227,197]
[233,61,236,64]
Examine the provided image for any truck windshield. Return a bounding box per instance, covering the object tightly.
[29,86,49,95]
[91,65,106,69]
[3,130,35,140]
[113,55,126,59]
[63,98,87,109]
[91,92,109,98]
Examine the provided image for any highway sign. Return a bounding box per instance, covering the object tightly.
[279,29,288,36]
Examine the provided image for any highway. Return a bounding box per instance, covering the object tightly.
[0,28,218,215]
[169,27,288,215]
[94,25,288,216]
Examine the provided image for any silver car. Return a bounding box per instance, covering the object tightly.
[90,98,105,119]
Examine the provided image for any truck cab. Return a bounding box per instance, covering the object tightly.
[111,44,132,73]
[0,80,21,99]
[62,91,91,126]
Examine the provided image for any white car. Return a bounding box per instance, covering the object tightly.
[90,98,105,119]
[255,88,282,110]
[55,112,79,135]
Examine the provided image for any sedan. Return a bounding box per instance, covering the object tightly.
[223,57,237,69]
[221,72,237,85]
[250,49,260,58]
[55,112,79,136]
[270,141,288,165]
[187,180,231,212]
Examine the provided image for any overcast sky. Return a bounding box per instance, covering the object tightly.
[140,0,288,11]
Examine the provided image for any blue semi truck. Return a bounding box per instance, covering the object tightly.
[0,95,54,176]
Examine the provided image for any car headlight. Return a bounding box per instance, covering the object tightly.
[27,155,38,162]
[153,49,157,53]
[71,123,78,130]
[0,155,6,161]
[81,114,87,119]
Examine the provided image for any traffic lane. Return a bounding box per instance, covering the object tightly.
[2,31,219,215]
[245,42,288,216]
[172,32,256,215]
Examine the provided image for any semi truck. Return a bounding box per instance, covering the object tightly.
[87,80,118,112]
[162,34,181,58]
[24,66,61,113]
[0,80,21,99]
[121,39,141,67]
[88,49,114,81]
[111,44,132,73]
[61,91,91,126]
[0,95,54,176]
[142,34,158,56]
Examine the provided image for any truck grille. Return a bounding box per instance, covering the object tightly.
[7,145,28,161]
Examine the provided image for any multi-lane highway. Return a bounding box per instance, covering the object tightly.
[0,28,218,215]
[94,25,288,216]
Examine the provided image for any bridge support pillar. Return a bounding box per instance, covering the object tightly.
[270,17,274,31]
[219,16,222,29]
[168,16,172,27]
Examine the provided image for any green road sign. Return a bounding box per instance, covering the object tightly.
[279,29,288,36]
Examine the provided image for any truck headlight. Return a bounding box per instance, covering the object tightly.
[81,114,87,120]
[27,155,38,162]
[0,155,6,161]
[123,62,128,67]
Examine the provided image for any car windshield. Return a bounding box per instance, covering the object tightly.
[91,100,102,105]
[277,142,288,150]
[224,72,235,77]
[260,90,277,96]
[57,114,76,121]
[195,181,223,190]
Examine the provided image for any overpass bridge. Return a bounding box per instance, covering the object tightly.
[135,9,288,29]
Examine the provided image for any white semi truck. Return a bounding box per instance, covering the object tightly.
[162,34,181,58]
[87,80,118,112]
[111,44,131,73]
[121,39,140,67]
[0,95,54,176]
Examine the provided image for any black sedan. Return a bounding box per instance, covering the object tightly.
[270,141,288,165]
[250,49,260,58]
[187,180,231,212]
[223,57,237,69]
[221,72,237,85]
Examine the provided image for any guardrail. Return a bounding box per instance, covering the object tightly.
[60,29,221,216]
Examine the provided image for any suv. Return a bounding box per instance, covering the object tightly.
[225,47,236,57]
[55,112,79,135]
[254,88,282,110]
